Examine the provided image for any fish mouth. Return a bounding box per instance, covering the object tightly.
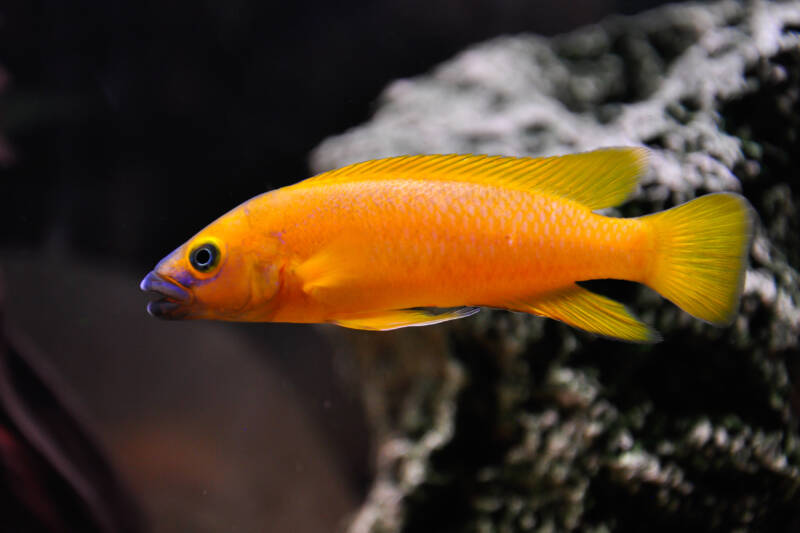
[139,271,192,319]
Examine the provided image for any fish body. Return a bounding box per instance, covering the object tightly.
[254,180,648,319]
[141,148,753,342]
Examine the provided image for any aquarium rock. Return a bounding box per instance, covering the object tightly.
[313,1,800,531]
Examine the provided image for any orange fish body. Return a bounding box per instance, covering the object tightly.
[259,179,649,317]
[141,148,753,342]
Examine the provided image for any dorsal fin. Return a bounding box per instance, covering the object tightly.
[298,147,648,209]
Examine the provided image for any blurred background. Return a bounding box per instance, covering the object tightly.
[1,1,679,531]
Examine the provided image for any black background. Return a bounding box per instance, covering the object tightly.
[2,0,673,266]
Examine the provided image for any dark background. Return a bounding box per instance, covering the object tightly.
[1,0,672,264]
[0,1,680,531]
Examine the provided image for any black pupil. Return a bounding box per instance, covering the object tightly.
[195,247,212,266]
[191,244,218,272]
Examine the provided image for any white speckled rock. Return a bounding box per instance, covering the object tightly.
[314,1,800,531]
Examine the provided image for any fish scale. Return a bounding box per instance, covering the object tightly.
[269,179,648,310]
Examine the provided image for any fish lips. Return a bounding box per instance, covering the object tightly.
[139,271,192,319]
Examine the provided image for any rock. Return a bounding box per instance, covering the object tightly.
[311,1,800,531]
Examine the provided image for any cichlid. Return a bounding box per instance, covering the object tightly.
[140,147,753,342]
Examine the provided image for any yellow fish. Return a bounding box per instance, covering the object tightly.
[140,147,753,342]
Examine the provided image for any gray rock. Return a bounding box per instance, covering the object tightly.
[312,1,800,531]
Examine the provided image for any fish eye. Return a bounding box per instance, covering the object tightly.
[189,242,220,273]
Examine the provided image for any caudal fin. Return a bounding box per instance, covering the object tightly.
[642,193,753,325]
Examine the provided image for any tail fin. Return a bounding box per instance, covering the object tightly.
[642,193,753,325]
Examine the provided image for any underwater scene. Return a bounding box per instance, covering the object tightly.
[2,1,799,532]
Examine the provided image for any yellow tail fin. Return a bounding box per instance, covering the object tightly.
[642,193,753,325]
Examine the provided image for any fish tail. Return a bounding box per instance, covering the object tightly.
[641,193,753,325]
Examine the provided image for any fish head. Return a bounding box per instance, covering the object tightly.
[140,206,283,321]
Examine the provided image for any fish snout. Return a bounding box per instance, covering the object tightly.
[140,271,192,319]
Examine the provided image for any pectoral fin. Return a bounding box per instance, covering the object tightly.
[515,286,661,343]
[333,307,480,331]
[296,239,361,295]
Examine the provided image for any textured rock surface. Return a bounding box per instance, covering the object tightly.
[313,1,800,532]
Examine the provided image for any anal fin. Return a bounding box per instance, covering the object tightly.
[333,307,480,331]
[516,285,661,343]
